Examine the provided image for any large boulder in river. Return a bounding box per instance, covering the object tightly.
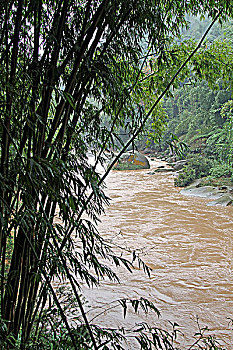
[180,185,221,199]
[113,151,150,170]
[179,180,233,206]
[208,194,233,206]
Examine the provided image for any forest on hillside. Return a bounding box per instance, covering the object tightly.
[146,17,233,187]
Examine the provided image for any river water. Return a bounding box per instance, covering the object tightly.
[82,159,233,348]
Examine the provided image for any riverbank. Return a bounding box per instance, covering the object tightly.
[179,179,233,206]
[145,154,233,206]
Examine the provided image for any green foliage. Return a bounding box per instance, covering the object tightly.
[175,154,233,187]
[0,318,16,349]
[210,163,233,178]
[199,174,233,187]
[175,156,214,186]
[157,18,233,161]
[175,167,196,187]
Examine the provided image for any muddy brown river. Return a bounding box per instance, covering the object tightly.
[81,159,233,348]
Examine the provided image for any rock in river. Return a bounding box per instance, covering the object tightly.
[113,151,150,170]
[180,186,221,199]
[180,181,233,206]
[172,159,188,171]
[208,194,233,206]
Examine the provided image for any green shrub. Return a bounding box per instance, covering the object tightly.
[186,155,214,177]
[175,167,196,187]
[174,155,214,187]
[197,175,233,187]
[210,163,232,178]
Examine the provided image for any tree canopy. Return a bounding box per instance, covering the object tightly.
[149,18,233,187]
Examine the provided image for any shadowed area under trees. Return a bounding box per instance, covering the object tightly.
[0,1,233,348]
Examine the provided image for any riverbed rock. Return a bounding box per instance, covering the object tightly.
[129,151,150,169]
[185,179,202,188]
[113,151,150,170]
[180,185,222,199]
[153,167,174,173]
[207,194,233,206]
[179,179,233,206]
[166,156,176,163]
[172,159,188,171]
[227,186,233,193]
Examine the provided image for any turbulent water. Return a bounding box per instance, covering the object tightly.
[81,159,233,348]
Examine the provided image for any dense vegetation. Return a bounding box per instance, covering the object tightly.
[0,1,233,349]
[148,19,233,187]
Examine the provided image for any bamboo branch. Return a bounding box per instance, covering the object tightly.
[60,9,223,251]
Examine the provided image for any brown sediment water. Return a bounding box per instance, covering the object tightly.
[79,158,233,348]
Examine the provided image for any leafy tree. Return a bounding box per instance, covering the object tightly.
[206,99,233,163]
[138,24,233,152]
[0,1,233,348]
[158,22,233,158]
